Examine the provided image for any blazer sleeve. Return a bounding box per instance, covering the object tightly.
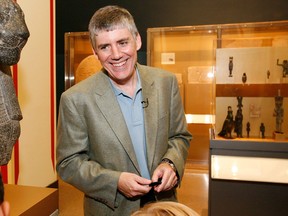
[162,74,192,181]
[56,91,120,209]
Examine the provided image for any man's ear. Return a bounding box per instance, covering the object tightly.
[136,33,142,51]
[92,49,99,60]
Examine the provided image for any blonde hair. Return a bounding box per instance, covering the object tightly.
[131,201,199,216]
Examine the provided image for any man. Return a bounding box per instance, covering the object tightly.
[56,5,192,216]
[0,174,9,216]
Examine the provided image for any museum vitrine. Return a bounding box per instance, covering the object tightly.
[64,31,101,89]
[147,21,288,165]
[147,25,217,164]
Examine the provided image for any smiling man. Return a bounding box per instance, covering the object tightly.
[56,5,192,216]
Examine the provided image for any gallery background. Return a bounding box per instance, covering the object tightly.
[56,0,288,107]
[2,0,287,187]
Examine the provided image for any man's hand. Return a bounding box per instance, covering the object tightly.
[151,162,178,193]
[117,172,152,198]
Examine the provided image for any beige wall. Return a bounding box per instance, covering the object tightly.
[6,0,57,187]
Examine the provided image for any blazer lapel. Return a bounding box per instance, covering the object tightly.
[94,72,140,173]
[138,65,159,172]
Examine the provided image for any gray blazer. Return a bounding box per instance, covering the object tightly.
[56,63,192,216]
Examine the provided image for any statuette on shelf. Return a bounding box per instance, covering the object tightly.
[218,106,234,139]
[276,59,288,78]
[246,122,250,138]
[273,95,284,134]
[228,57,233,77]
[234,97,243,138]
[260,123,265,138]
[242,73,247,84]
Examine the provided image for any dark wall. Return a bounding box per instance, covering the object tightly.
[56,0,288,106]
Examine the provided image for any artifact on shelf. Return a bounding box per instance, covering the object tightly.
[276,59,288,78]
[260,123,266,138]
[218,106,234,139]
[273,95,284,133]
[228,56,233,77]
[234,96,243,138]
[246,122,251,138]
[242,73,247,84]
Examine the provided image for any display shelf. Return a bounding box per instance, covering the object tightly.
[216,83,288,97]
[147,20,288,163]
[209,136,288,216]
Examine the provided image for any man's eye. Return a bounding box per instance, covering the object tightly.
[100,46,108,50]
[119,41,128,46]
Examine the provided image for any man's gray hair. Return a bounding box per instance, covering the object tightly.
[88,5,139,51]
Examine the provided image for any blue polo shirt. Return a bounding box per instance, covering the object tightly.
[110,71,150,179]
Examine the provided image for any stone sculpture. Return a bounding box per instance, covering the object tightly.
[218,106,234,139]
[0,0,30,165]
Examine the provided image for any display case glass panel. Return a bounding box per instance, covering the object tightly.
[64,32,102,89]
[147,21,288,164]
[147,26,217,164]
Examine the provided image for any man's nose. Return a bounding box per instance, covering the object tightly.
[111,46,121,59]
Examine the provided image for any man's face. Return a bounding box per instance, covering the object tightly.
[93,28,141,85]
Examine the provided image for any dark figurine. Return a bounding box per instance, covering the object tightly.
[246,122,250,138]
[276,59,288,78]
[242,73,247,84]
[0,0,30,165]
[260,123,265,138]
[236,96,243,109]
[234,96,243,137]
[234,109,243,138]
[218,106,234,139]
[228,57,233,77]
[267,70,270,79]
[273,96,284,133]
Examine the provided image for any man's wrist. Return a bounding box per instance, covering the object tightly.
[161,158,176,172]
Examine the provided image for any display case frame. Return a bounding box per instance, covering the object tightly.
[147,20,288,145]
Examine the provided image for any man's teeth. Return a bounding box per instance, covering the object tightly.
[113,61,126,67]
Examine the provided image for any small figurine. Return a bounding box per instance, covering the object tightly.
[267,70,270,79]
[237,96,243,109]
[260,123,265,138]
[234,109,243,138]
[228,57,233,77]
[246,122,250,138]
[242,73,247,84]
[234,96,243,138]
[273,95,284,133]
[276,59,288,77]
[218,106,234,139]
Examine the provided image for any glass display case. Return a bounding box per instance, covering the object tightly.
[64,32,102,89]
[147,21,288,165]
[147,25,217,164]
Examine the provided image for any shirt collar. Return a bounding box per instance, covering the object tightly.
[110,68,142,97]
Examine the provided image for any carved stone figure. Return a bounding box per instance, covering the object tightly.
[260,123,265,138]
[0,0,30,165]
[234,109,243,138]
[242,73,247,84]
[276,59,288,78]
[218,106,234,139]
[273,96,284,133]
[246,122,250,138]
[228,57,233,77]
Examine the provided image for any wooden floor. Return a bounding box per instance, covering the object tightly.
[59,162,209,216]
[178,162,209,216]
